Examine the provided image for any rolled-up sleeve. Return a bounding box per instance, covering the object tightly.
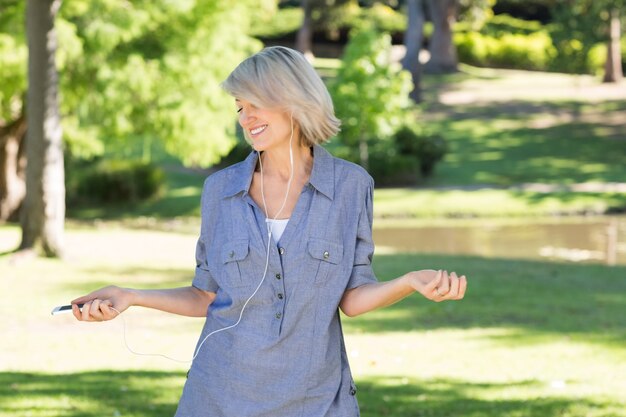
[192,236,219,292]
[191,179,219,293]
[346,178,378,290]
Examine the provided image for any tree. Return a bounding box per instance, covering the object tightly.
[0,113,26,222]
[0,0,274,242]
[0,0,27,223]
[19,0,65,256]
[401,0,426,102]
[603,6,623,83]
[331,28,412,170]
[296,0,314,59]
[295,0,359,58]
[424,0,459,73]
[552,0,624,81]
[423,0,494,74]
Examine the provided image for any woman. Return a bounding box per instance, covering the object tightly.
[71,46,467,417]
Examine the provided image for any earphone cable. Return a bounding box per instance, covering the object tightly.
[111,114,296,363]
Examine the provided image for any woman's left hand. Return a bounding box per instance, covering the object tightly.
[407,269,467,302]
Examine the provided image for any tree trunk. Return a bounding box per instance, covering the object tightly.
[401,0,426,102]
[296,0,315,61]
[425,0,459,74]
[603,7,623,83]
[358,137,369,172]
[0,113,27,222]
[20,0,65,257]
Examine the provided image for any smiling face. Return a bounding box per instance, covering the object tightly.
[236,99,294,152]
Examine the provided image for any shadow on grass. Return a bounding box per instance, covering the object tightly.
[2,371,619,417]
[515,191,626,214]
[344,253,626,348]
[1,370,183,417]
[427,100,626,188]
[357,375,619,417]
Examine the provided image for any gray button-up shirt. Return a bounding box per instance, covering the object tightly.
[175,145,377,417]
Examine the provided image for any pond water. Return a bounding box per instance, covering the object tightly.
[373,216,626,266]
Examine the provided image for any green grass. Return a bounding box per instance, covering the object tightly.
[424,104,626,187]
[1,225,625,416]
[373,188,626,218]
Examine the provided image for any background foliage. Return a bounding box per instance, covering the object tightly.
[1,0,276,167]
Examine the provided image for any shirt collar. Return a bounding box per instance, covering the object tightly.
[308,145,335,200]
[221,144,335,200]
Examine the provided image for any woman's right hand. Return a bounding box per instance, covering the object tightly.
[71,285,134,322]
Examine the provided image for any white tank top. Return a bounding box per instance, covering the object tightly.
[265,218,289,243]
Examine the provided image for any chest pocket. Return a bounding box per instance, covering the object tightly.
[307,238,343,286]
[220,239,250,288]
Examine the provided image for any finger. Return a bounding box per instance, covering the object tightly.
[89,299,105,321]
[81,301,93,321]
[447,272,460,299]
[438,270,451,295]
[71,290,100,306]
[100,300,118,320]
[457,275,467,299]
[72,303,83,321]
[427,270,443,296]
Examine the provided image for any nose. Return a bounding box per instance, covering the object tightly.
[239,108,256,127]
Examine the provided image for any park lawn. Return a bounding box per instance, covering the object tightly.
[423,101,626,188]
[1,225,625,417]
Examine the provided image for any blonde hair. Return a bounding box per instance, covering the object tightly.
[221,46,341,146]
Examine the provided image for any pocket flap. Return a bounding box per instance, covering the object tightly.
[221,239,249,263]
[307,238,343,265]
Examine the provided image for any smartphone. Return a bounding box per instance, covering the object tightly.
[51,304,84,315]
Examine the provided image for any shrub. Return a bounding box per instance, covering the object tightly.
[479,13,544,37]
[587,43,607,76]
[357,3,406,34]
[341,124,448,186]
[330,27,412,169]
[494,32,556,70]
[455,31,492,66]
[368,149,421,186]
[393,124,448,177]
[67,159,165,204]
[587,38,626,77]
[455,29,556,71]
[249,7,302,39]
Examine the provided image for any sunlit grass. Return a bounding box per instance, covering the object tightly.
[373,188,626,218]
[1,225,625,416]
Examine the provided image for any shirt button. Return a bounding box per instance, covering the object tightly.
[277,293,284,300]
[275,312,282,319]
[279,247,285,255]
[323,251,330,259]
[350,387,357,396]
[275,273,281,280]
